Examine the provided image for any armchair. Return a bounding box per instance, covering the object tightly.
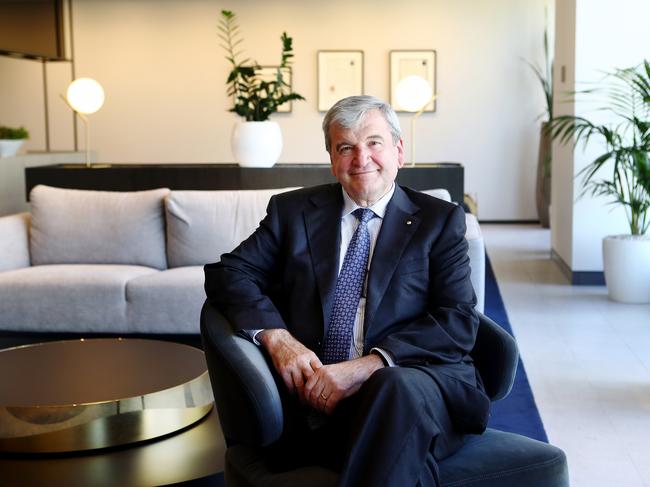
[201,301,569,486]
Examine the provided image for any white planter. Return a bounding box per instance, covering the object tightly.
[231,121,283,168]
[603,234,650,303]
[0,140,25,158]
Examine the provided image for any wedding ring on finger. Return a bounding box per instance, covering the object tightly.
[320,392,328,401]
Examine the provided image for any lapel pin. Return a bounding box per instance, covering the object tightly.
[406,220,412,225]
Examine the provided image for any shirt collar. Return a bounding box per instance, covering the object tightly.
[341,183,395,219]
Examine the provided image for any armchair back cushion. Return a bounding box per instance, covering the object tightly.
[165,188,299,268]
[30,185,169,269]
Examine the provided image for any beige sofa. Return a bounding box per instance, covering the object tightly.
[0,185,484,335]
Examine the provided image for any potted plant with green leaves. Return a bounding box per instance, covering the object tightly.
[219,10,305,167]
[0,125,29,158]
[525,11,553,228]
[551,60,650,303]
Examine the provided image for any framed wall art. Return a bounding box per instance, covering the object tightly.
[257,66,293,113]
[390,50,436,112]
[317,50,364,112]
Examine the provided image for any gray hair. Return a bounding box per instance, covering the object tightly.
[322,95,402,153]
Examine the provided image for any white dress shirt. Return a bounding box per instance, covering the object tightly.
[339,185,395,366]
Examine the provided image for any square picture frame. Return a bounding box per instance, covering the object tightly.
[390,50,436,112]
[317,50,364,112]
[257,66,293,113]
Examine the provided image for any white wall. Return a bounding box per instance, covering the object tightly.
[552,0,650,272]
[550,0,575,267]
[0,0,551,220]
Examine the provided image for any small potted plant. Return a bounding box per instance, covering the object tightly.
[551,60,650,303]
[219,10,305,167]
[0,125,29,158]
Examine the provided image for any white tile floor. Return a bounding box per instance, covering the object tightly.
[482,224,650,487]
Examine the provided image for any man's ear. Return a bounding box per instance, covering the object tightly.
[396,138,405,168]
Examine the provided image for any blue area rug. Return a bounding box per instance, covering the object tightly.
[484,255,548,442]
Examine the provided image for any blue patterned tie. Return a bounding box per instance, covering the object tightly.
[322,208,375,364]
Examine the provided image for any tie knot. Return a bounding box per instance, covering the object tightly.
[353,208,375,224]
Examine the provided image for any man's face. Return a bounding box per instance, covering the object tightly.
[328,110,405,206]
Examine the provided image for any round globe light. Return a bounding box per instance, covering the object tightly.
[395,75,433,112]
[66,78,105,115]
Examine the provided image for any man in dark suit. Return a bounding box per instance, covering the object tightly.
[205,95,489,486]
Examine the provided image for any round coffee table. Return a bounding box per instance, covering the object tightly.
[0,338,214,453]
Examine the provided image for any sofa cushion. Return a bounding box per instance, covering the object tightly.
[165,188,299,267]
[30,185,169,269]
[421,188,452,203]
[126,266,204,334]
[0,264,158,333]
[465,213,485,313]
[0,212,31,272]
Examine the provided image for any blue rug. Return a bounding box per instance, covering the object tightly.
[484,255,548,442]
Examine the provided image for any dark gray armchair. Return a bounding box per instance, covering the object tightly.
[201,301,569,486]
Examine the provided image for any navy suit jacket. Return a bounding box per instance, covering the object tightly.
[205,183,490,433]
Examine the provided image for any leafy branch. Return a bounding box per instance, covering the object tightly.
[550,60,650,235]
[0,125,29,139]
[219,10,305,121]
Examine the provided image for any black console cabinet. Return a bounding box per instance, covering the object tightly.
[25,163,464,203]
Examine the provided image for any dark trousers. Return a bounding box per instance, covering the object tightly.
[266,366,465,487]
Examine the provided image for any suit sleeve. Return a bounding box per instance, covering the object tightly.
[204,195,288,333]
[376,205,479,366]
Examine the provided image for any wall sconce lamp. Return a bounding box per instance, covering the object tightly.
[63,78,105,168]
[395,75,436,167]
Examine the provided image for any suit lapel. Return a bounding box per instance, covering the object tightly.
[304,185,343,330]
[365,186,420,331]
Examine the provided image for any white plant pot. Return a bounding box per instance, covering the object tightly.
[0,139,25,158]
[603,234,650,304]
[231,121,283,168]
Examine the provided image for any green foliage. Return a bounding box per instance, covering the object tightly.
[551,60,650,235]
[219,10,305,121]
[0,125,29,140]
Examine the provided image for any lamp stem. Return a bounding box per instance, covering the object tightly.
[410,116,416,167]
[409,95,437,168]
[77,113,90,168]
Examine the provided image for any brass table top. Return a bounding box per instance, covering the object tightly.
[0,406,226,486]
[0,338,215,454]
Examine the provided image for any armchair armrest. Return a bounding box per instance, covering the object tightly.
[471,313,519,401]
[0,212,31,272]
[200,300,284,447]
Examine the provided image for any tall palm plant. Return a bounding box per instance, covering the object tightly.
[551,60,650,235]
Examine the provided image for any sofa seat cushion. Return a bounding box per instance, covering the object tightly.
[29,185,170,269]
[126,266,204,334]
[0,264,158,333]
[165,188,299,268]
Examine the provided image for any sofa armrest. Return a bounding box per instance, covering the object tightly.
[465,213,485,313]
[0,212,31,272]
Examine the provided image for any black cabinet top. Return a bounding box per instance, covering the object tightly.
[25,162,464,203]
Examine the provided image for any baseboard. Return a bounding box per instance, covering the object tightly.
[551,249,606,286]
